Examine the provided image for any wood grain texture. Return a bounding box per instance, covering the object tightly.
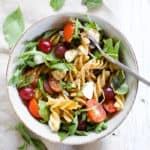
[0,0,150,149]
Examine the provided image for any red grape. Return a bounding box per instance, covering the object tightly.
[103,86,115,100]
[38,39,52,53]
[18,87,34,101]
[54,44,67,58]
[77,120,86,131]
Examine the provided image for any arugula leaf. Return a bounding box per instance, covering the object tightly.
[18,143,27,150]
[75,130,88,136]
[15,123,32,145]
[41,29,58,39]
[68,113,78,135]
[114,82,129,95]
[3,7,25,48]
[60,80,73,90]
[50,0,65,10]
[72,18,83,39]
[45,50,60,63]
[38,78,48,98]
[92,50,102,59]
[16,75,34,88]
[84,16,101,31]
[31,138,47,150]
[50,63,69,71]
[8,68,23,86]
[38,100,50,122]
[82,0,102,9]
[94,121,107,133]
[24,41,38,50]
[65,63,77,73]
[58,131,69,141]
[103,39,120,60]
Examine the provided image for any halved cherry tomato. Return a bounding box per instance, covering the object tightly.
[48,78,61,93]
[63,21,75,42]
[43,80,54,94]
[86,99,106,123]
[28,98,40,119]
[103,99,117,113]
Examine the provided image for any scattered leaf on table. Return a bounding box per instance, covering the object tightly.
[50,0,65,11]
[3,7,25,48]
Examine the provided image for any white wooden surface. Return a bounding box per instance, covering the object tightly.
[0,0,150,149]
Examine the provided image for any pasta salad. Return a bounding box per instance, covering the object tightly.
[9,17,129,140]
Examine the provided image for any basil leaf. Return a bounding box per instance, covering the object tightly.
[3,7,25,48]
[68,113,78,135]
[18,143,27,150]
[103,39,120,60]
[15,122,47,150]
[38,100,50,122]
[114,83,129,95]
[75,130,88,136]
[31,138,47,150]
[15,123,32,145]
[94,121,107,133]
[82,0,102,9]
[58,131,69,141]
[111,71,125,90]
[50,0,65,10]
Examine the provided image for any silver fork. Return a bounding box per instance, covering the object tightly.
[88,35,150,86]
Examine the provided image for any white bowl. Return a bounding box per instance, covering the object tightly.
[6,13,138,145]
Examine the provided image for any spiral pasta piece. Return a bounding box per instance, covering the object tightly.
[114,94,125,110]
[47,95,80,131]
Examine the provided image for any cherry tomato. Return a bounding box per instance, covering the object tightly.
[54,44,67,58]
[103,86,115,100]
[48,78,61,93]
[38,39,53,53]
[63,21,75,42]
[28,98,40,119]
[103,99,117,113]
[43,80,54,94]
[86,99,106,123]
[19,87,34,101]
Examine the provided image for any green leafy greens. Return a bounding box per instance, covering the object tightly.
[38,100,50,122]
[103,39,120,60]
[50,0,65,10]
[15,122,47,150]
[60,80,73,90]
[3,7,25,48]
[111,71,128,95]
[82,0,102,9]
